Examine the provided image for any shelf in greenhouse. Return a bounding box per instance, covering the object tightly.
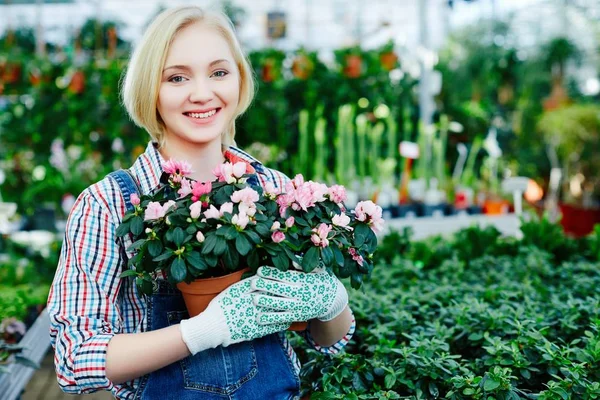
[0,309,52,400]
[383,213,521,240]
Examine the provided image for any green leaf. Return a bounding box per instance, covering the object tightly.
[483,378,500,391]
[224,243,239,270]
[202,234,218,254]
[255,223,271,236]
[331,245,344,266]
[153,250,174,262]
[186,251,208,272]
[136,276,153,296]
[321,246,333,266]
[172,227,185,247]
[127,238,146,252]
[213,237,227,256]
[245,231,261,244]
[384,373,396,389]
[302,246,320,272]
[170,257,187,282]
[309,392,337,400]
[204,254,218,267]
[130,216,144,236]
[354,223,370,248]
[429,382,439,397]
[116,221,131,237]
[120,269,138,278]
[248,250,259,269]
[148,240,163,257]
[272,252,290,270]
[235,234,252,256]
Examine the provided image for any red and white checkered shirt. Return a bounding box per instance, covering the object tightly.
[47,142,355,398]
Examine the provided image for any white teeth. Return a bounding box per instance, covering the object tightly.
[188,109,217,119]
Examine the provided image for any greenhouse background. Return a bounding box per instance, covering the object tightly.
[0,0,599,399]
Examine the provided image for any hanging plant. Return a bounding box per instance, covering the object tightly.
[68,70,86,94]
[291,51,315,80]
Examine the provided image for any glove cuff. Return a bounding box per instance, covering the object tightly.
[179,306,230,355]
[318,282,348,321]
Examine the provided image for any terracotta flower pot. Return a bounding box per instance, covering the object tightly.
[559,203,600,237]
[176,268,308,332]
[483,199,510,215]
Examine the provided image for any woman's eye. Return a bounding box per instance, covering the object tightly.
[168,75,186,83]
[212,70,228,78]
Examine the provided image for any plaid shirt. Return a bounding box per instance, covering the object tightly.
[47,142,355,398]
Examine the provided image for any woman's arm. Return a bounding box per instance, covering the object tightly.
[105,326,189,384]
[307,306,353,347]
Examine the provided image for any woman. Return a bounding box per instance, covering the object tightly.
[47,6,355,400]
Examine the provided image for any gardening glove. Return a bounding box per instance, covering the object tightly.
[250,266,348,325]
[179,277,290,355]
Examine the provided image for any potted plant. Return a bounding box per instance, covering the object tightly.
[117,160,383,327]
[537,103,600,236]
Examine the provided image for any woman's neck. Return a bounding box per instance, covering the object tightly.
[159,139,226,183]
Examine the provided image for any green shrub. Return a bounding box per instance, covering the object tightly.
[296,220,600,399]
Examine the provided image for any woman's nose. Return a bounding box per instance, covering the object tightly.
[189,79,213,103]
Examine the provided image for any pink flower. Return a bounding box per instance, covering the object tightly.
[232,212,250,229]
[163,200,176,213]
[276,193,293,217]
[271,221,281,231]
[238,202,256,217]
[311,223,332,248]
[178,178,193,198]
[144,201,166,221]
[291,174,304,188]
[307,181,328,203]
[191,181,212,202]
[232,162,246,178]
[285,216,295,228]
[271,231,285,243]
[216,161,247,184]
[328,185,347,204]
[263,182,281,199]
[130,193,140,206]
[354,201,384,233]
[292,185,315,211]
[348,247,364,266]
[332,213,352,230]
[162,159,192,182]
[203,205,221,220]
[189,201,203,219]
[196,231,205,243]
[220,202,234,216]
[231,187,259,205]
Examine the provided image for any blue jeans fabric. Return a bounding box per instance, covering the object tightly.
[109,170,301,400]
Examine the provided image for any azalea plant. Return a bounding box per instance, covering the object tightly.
[116,159,383,295]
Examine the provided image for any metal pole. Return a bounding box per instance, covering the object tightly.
[35,0,45,56]
[418,0,434,127]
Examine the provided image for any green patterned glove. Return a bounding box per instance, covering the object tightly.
[180,278,290,355]
[250,266,348,325]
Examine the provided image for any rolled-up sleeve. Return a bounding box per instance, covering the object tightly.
[47,186,124,393]
[302,308,356,355]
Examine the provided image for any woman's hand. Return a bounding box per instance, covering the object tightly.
[250,266,348,325]
[179,277,290,355]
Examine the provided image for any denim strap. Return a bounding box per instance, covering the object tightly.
[108,169,142,269]
[108,169,142,212]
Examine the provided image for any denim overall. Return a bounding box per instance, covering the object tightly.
[109,170,301,400]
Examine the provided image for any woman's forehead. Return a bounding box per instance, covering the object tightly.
[165,23,235,67]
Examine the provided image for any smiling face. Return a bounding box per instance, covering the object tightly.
[157,22,240,151]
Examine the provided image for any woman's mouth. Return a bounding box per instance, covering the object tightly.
[183,108,221,124]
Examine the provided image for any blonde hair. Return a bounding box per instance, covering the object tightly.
[121,6,254,147]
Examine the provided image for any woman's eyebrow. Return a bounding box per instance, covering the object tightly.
[163,59,231,73]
